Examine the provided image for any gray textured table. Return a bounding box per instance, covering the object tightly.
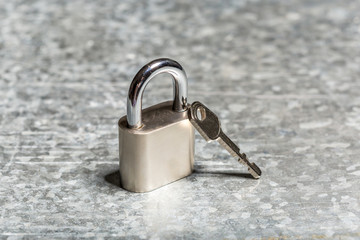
[1,0,360,239]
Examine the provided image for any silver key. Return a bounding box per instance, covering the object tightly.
[189,101,262,179]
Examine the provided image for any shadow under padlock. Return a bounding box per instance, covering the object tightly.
[103,169,253,189]
[117,58,194,193]
[104,170,121,188]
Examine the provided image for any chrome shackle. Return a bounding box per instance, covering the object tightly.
[127,58,189,129]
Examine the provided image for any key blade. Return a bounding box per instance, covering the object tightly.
[189,101,221,141]
[217,130,240,158]
[218,130,262,179]
[247,162,262,179]
[238,153,262,179]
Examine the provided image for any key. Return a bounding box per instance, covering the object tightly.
[188,101,262,179]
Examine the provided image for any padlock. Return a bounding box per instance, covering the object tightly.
[118,58,195,192]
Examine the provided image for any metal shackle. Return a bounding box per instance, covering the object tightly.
[127,58,189,129]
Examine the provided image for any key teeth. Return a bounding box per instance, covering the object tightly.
[237,157,261,179]
[238,154,262,179]
[248,163,262,179]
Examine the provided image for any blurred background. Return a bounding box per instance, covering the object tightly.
[1,0,360,239]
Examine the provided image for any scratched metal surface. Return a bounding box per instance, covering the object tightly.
[1,0,360,239]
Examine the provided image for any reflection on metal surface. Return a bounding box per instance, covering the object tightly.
[127,58,188,129]
[119,58,194,193]
[119,101,194,193]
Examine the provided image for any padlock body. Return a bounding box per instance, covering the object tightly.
[118,101,195,192]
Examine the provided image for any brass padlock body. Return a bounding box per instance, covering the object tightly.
[118,101,195,192]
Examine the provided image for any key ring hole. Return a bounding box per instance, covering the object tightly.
[196,106,206,121]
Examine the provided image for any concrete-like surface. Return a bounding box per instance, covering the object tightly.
[1,0,360,239]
